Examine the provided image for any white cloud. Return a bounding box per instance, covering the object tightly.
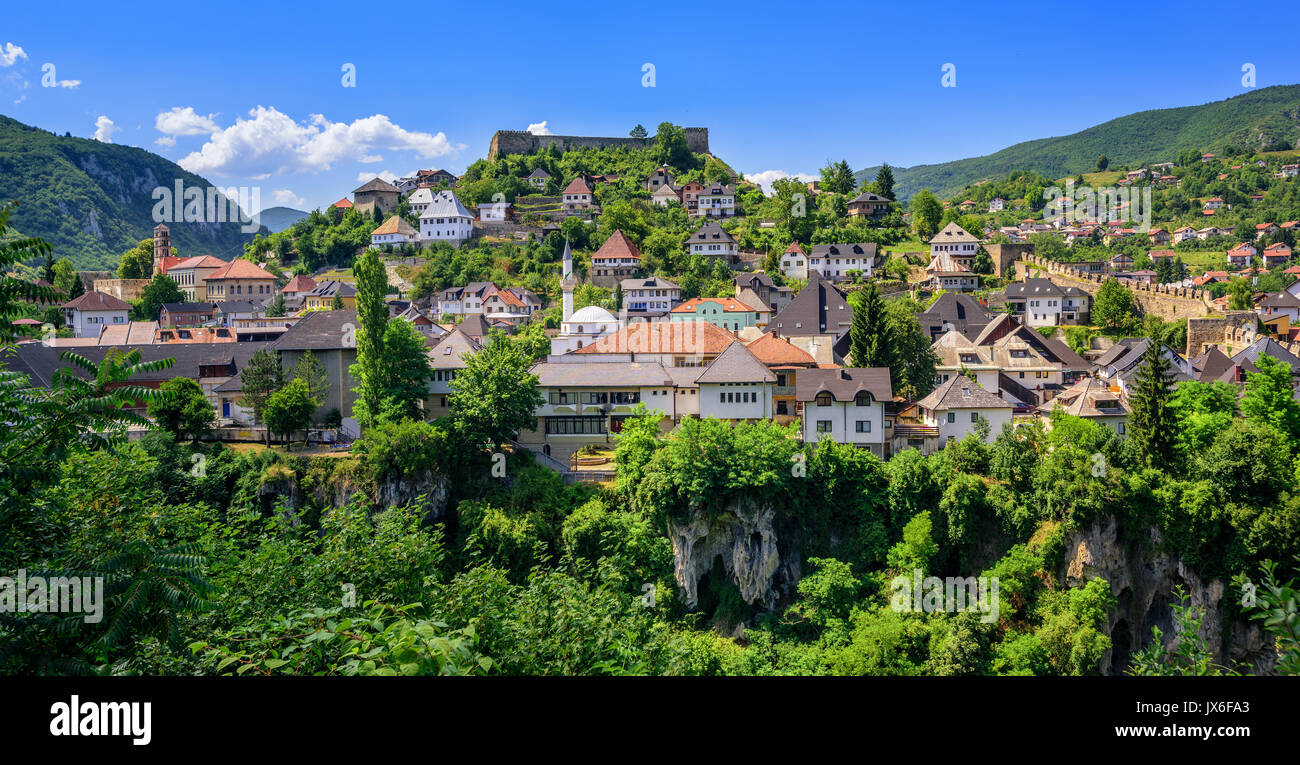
[272,188,308,208]
[92,115,117,143]
[0,43,27,67]
[745,169,817,195]
[54,79,79,88]
[177,106,465,179]
[526,121,552,136]
[356,170,399,184]
[154,106,220,146]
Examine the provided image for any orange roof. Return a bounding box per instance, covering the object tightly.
[591,230,642,261]
[332,198,353,209]
[171,255,228,270]
[206,258,276,281]
[785,241,805,254]
[486,288,525,308]
[281,275,318,294]
[562,176,593,195]
[155,255,185,275]
[671,297,754,313]
[574,321,736,355]
[744,333,815,366]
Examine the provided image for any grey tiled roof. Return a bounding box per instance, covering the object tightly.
[269,309,358,351]
[532,361,674,387]
[693,340,776,384]
[915,375,1011,410]
[795,367,892,402]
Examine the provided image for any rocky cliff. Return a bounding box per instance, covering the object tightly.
[667,498,800,614]
[1061,516,1274,675]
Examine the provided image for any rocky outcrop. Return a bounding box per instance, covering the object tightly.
[259,461,450,522]
[668,499,799,612]
[371,471,450,523]
[1061,516,1273,675]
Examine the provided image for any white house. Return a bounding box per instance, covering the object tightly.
[371,215,419,247]
[1003,278,1091,327]
[988,198,1006,212]
[929,222,979,269]
[689,221,737,261]
[795,367,893,457]
[419,190,474,244]
[694,183,737,218]
[62,291,130,338]
[694,341,775,420]
[621,276,681,316]
[407,187,436,214]
[780,242,808,280]
[477,201,512,222]
[914,376,1013,447]
[807,243,879,281]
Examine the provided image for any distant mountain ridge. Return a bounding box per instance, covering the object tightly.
[0,114,263,270]
[857,85,1300,200]
[257,206,309,234]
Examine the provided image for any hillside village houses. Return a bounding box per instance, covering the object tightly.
[352,177,401,216]
[62,291,130,338]
[562,176,597,212]
[1003,278,1091,327]
[669,297,760,332]
[780,242,809,280]
[847,191,892,220]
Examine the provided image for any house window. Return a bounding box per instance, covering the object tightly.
[971,413,978,423]
[854,392,872,407]
[947,412,956,423]
[816,393,832,407]
[816,420,832,433]
[855,421,871,433]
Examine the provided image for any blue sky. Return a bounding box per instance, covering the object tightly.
[5,0,1300,212]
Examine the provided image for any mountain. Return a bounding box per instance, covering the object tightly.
[0,114,263,270]
[257,206,309,234]
[857,84,1300,200]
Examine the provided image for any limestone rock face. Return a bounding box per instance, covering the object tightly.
[668,499,799,611]
[371,471,450,522]
[1061,516,1273,675]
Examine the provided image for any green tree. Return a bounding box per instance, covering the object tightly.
[1241,353,1300,446]
[116,239,155,280]
[910,190,943,239]
[653,122,692,169]
[266,292,287,317]
[351,248,389,428]
[239,348,284,440]
[135,274,184,322]
[291,350,329,416]
[850,282,889,369]
[1096,154,1109,171]
[264,377,318,445]
[1092,278,1138,333]
[629,124,648,139]
[1127,340,1175,469]
[147,376,215,442]
[0,203,61,341]
[884,298,938,398]
[449,331,544,451]
[377,318,436,422]
[874,163,895,200]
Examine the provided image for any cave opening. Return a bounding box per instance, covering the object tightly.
[1110,618,1132,675]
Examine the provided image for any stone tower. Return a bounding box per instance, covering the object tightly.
[561,238,575,322]
[152,223,171,276]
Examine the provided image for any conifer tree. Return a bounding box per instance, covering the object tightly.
[1128,339,1175,469]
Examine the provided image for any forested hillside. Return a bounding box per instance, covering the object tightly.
[859,85,1300,199]
[0,115,260,270]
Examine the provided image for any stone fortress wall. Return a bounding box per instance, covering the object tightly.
[489,128,709,160]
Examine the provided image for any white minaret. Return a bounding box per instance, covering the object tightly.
[561,237,575,322]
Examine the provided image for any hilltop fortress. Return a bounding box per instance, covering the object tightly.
[489,127,709,160]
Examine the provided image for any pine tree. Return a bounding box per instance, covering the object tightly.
[1128,339,1175,469]
[850,282,889,368]
[875,163,895,200]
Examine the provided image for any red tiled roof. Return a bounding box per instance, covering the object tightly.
[670,297,755,313]
[62,291,130,311]
[591,230,642,261]
[171,255,228,270]
[744,332,815,365]
[332,198,353,209]
[281,275,318,294]
[206,259,276,281]
[574,321,736,355]
[562,176,593,195]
